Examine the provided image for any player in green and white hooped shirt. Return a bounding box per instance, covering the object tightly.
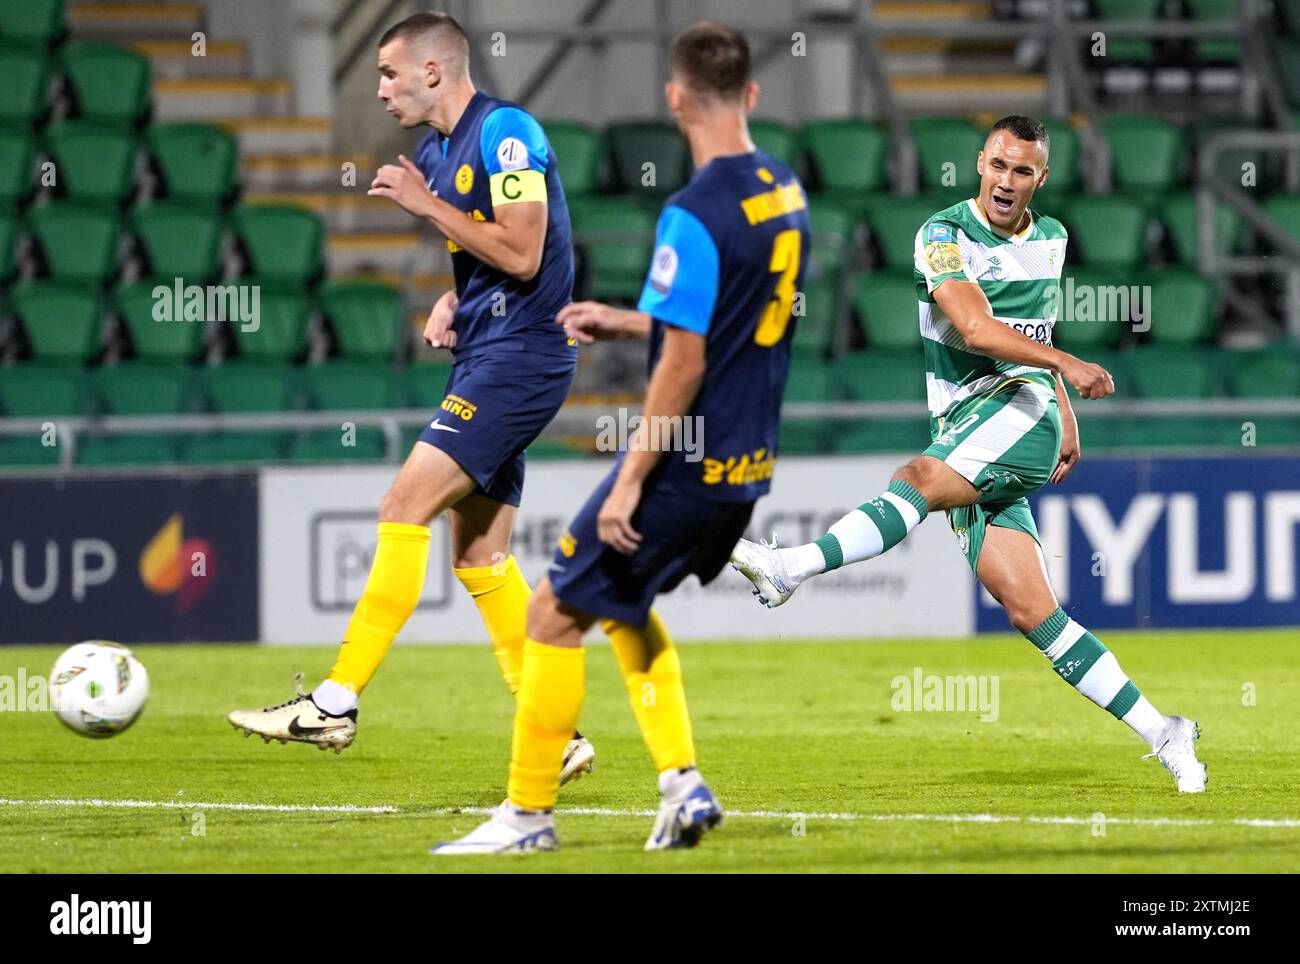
[731,115,1206,792]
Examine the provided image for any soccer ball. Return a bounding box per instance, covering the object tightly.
[49,641,149,738]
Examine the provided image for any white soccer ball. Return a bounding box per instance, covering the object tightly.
[49,641,149,738]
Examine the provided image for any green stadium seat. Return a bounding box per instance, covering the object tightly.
[1114,416,1251,450]
[526,438,583,460]
[833,420,931,454]
[231,204,324,288]
[1281,0,1300,36]
[76,433,180,466]
[146,123,238,206]
[1036,117,1081,198]
[0,435,62,467]
[835,351,925,402]
[95,363,195,414]
[0,129,34,210]
[319,279,403,361]
[543,121,602,198]
[605,121,689,197]
[909,117,983,198]
[9,280,101,361]
[1159,193,1244,265]
[1277,39,1300,107]
[42,121,137,206]
[750,119,799,168]
[1189,116,1268,191]
[1128,348,1219,398]
[1092,0,1161,65]
[204,361,300,412]
[792,277,839,359]
[866,198,939,271]
[1062,196,1148,269]
[569,195,656,302]
[1263,194,1300,247]
[113,280,205,361]
[0,45,50,127]
[230,284,310,362]
[131,201,224,282]
[784,355,838,402]
[853,270,921,351]
[60,43,151,127]
[1051,268,1127,350]
[1147,269,1218,346]
[405,359,453,408]
[801,119,889,194]
[305,361,397,411]
[1246,416,1300,448]
[1227,349,1300,398]
[778,418,832,455]
[291,426,387,462]
[187,432,288,465]
[806,197,857,276]
[1186,0,1240,63]
[0,212,18,282]
[0,363,85,416]
[1100,116,1184,198]
[26,201,121,284]
[0,0,64,48]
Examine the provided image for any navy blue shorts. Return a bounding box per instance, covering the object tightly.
[548,466,755,628]
[417,351,575,507]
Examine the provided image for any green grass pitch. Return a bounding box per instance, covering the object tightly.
[2,630,1297,873]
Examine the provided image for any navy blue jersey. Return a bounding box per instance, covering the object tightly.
[637,150,809,503]
[414,91,576,363]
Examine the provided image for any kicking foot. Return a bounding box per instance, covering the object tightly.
[430,801,558,855]
[729,534,799,608]
[644,769,724,850]
[1144,715,1207,793]
[560,732,596,786]
[227,674,356,753]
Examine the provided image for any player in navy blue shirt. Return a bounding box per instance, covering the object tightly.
[228,13,594,784]
[435,22,809,856]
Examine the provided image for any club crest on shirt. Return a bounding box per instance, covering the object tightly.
[455,163,474,194]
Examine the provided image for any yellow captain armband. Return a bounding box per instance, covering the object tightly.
[489,169,547,207]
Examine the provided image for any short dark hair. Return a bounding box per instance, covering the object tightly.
[671,21,751,99]
[989,114,1049,152]
[378,11,467,53]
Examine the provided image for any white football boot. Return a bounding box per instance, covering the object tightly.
[559,732,596,786]
[644,768,724,850]
[729,534,799,608]
[227,675,356,753]
[430,801,558,855]
[1144,716,1207,793]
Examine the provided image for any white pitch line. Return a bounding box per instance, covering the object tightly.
[0,798,398,814]
[4,798,1299,829]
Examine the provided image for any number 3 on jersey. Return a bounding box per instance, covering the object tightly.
[753,228,801,347]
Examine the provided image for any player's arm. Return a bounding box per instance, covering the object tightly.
[599,327,707,554]
[368,158,547,282]
[596,203,717,555]
[1050,372,1082,484]
[556,302,651,343]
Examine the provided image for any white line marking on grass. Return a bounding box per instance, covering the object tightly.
[0,798,397,814]
[5,799,1299,829]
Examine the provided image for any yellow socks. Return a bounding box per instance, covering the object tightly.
[604,610,696,772]
[327,521,430,694]
[508,640,585,811]
[454,554,530,695]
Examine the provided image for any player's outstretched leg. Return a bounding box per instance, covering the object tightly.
[228,443,473,750]
[432,579,586,854]
[604,611,723,850]
[979,526,1207,793]
[731,456,968,607]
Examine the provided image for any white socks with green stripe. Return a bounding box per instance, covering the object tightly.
[781,479,930,580]
[1026,607,1166,748]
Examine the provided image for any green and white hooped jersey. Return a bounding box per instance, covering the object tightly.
[912,198,1068,420]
